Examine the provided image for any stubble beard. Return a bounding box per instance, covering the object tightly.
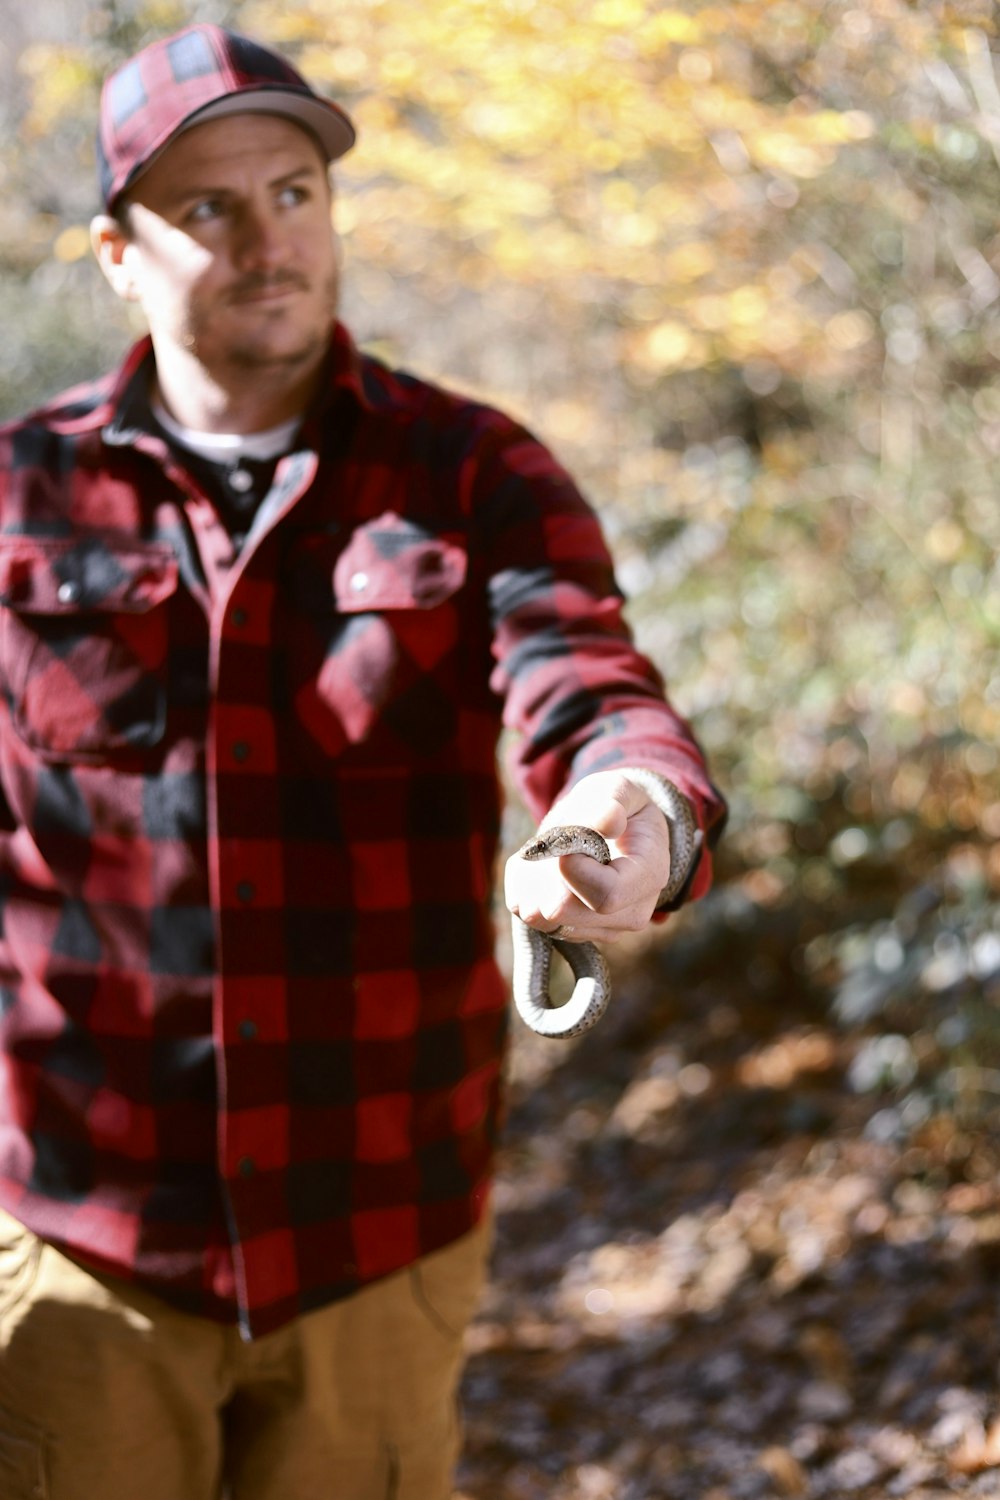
[182,268,340,382]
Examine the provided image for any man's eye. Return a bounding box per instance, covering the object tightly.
[187,199,225,223]
[278,185,309,207]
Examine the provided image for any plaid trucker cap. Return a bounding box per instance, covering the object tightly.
[97,24,356,210]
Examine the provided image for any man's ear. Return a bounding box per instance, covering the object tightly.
[90,214,140,302]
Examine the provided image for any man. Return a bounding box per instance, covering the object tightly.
[0,23,725,1500]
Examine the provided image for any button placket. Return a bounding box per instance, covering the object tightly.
[207,455,320,1336]
[228,468,254,494]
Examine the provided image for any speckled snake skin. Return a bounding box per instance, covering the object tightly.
[511,770,699,1039]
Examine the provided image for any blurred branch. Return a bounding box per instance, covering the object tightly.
[948,241,1000,310]
[965,28,1000,175]
[923,57,974,116]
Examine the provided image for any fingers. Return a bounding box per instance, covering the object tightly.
[557,841,662,935]
[538,773,631,843]
[506,769,683,943]
[540,766,679,843]
[560,796,671,902]
[504,803,670,943]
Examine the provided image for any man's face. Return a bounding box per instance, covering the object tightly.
[106,113,339,390]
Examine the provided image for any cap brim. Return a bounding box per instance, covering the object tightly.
[181,87,356,161]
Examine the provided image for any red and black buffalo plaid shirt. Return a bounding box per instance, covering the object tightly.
[0,323,725,1336]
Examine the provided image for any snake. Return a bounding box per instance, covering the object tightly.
[510,769,700,1040]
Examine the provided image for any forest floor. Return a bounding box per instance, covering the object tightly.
[454,869,1000,1500]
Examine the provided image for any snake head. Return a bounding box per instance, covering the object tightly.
[516,825,612,864]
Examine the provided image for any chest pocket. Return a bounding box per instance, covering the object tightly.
[0,536,178,762]
[286,514,468,759]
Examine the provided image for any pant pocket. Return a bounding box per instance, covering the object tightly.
[0,1216,42,1326]
[0,1404,48,1499]
[407,1218,491,1342]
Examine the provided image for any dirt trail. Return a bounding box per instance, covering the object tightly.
[456,889,1000,1499]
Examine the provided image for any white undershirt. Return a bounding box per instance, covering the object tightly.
[152,400,301,464]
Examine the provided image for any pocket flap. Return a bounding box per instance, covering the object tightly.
[289,516,468,614]
[0,538,178,615]
[333,517,467,612]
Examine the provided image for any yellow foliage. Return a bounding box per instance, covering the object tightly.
[729,286,771,328]
[637,9,704,49]
[301,45,370,85]
[53,226,91,264]
[826,311,876,352]
[662,243,717,286]
[757,312,811,358]
[592,0,649,29]
[601,211,657,249]
[601,181,639,214]
[689,295,732,334]
[640,320,697,369]
[347,97,401,137]
[18,46,92,138]
[750,132,839,178]
[586,140,626,172]
[246,10,332,44]
[9,0,935,398]
[135,0,189,27]
[923,519,966,563]
[381,51,418,85]
[4,0,994,850]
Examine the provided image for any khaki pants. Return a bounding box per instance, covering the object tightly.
[0,1207,490,1500]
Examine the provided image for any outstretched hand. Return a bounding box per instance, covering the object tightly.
[504,769,679,946]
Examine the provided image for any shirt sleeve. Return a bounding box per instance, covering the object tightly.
[469,412,727,904]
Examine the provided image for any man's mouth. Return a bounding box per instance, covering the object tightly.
[230,275,308,305]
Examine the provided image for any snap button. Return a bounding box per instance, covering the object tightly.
[239,1019,258,1042]
[237,881,256,903]
[349,571,369,592]
[57,580,81,604]
[229,468,254,493]
[232,741,251,763]
[238,1156,256,1178]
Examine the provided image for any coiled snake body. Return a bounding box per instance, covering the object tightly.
[511,770,699,1040]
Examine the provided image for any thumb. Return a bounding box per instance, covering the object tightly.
[544,771,648,843]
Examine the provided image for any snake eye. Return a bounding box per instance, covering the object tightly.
[517,837,548,861]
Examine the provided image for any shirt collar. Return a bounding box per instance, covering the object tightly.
[91,321,374,452]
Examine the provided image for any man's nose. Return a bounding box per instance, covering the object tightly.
[234,206,290,269]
